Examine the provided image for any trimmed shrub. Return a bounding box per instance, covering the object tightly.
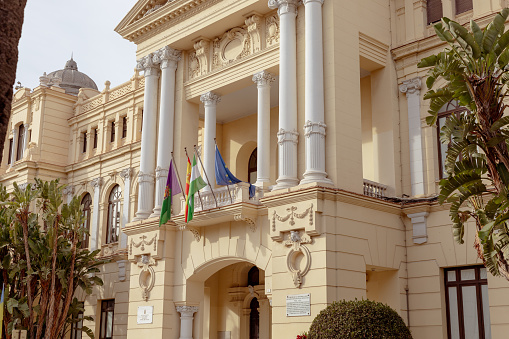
[308,299,412,339]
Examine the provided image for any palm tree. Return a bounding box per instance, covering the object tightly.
[418,9,509,280]
[0,0,28,164]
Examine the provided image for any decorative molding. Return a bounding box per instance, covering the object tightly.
[194,39,210,78]
[90,177,103,189]
[137,254,156,301]
[100,242,120,257]
[252,70,276,87]
[234,214,257,232]
[179,224,201,241]
[129,234,158,255]
[285,230,312,288]
[359,32,389,70]
[117,260,127,282]
[18,183,28,192]
[212,27,252,71]
[407,211,429,244]
[277,128,299,146]
[303,121,326,138]
[265,13,280,47]
[155,166,169,179]
[268,0,301,16]
[119,167,133,180]
[176,305,199,316]
[245,14,262,54]
[272,204,313,232]
[155,45,182,69]
[399,77,422,96]
[200,91,221,106]
[138,171,155,184]
[136,53,160,77]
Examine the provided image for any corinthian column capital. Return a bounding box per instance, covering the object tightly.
[200,91,221,106]
[136,53,159,77]
[155,46,182,69]
[268,0,301,15]
[252,70,276,87]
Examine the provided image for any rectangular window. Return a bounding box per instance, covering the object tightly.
[427,0,443,25]
[122,116,127,139]
[445,266,491,339]
[70,303,84,339]
[110,121,115,143]
[82,132,87,153]
[7,139,13,164]
[93,128,98,149]
[455,0,473,15]
[99,299,115,339]
[16,124,25,161]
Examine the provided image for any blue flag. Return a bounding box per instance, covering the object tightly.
[215,146,255,198]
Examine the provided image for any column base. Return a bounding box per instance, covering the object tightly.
[254,180,271,190]
[149,206,162,219]
[132,210,152,222]
[300,170,333,186]
[272,177,299,191]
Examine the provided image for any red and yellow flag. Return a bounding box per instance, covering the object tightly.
[184,156,192,222]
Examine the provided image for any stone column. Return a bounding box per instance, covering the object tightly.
[252,71,276,188]
[90,177,103,251]
[22,123,29,157]
[120,168,132,248]
[133,54,159,221]
[10,128,17,166]
[176,306,199,339]
[200,92,221,190]
[269,0,300,190]
[399,78,425,196]
[300,0,332,185]
[151,46,181,218]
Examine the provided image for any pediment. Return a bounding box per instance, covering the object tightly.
[115,0,168,32]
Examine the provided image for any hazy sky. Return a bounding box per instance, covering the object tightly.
[16,0,138,91]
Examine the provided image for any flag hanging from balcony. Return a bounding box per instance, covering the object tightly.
[215,145,256,198]
[0,283,4,336]
[159,160,182,226]
[185,155,207,223]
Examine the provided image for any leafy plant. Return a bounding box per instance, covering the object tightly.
[0,179,106,339]
[307,299,411,339]
[418,9,509,279]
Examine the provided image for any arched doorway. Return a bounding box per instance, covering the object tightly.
[249,297,259,339]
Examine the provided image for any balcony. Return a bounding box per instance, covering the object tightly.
[363,179,387,199]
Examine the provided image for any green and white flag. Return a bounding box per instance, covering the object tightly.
[185,155,207,223]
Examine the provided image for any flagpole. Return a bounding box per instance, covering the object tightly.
[215,138,233,204]
[171,152,186,201]
[194,145,219,208]
[185,147,204,212]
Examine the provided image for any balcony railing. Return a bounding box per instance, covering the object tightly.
[180,182,260,213]
[363,179,388,199]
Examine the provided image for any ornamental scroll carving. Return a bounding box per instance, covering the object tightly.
[212,27,251,71]
[285,230,312,288]
[179,224,201,242]
[234,214,257,232]
[129,234,157,255]
[266,13,280,46]
[137,254,156,301]
[272,204,313,232]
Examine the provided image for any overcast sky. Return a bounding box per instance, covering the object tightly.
[16,0,138,91]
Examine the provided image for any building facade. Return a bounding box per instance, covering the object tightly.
[3,0,509,338]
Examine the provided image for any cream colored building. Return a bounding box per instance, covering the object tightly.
[3,0,509,338]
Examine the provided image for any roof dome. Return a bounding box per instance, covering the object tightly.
[45,57,98,95]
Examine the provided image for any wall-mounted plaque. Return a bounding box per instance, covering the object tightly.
[137,306,154,324]
[286,293,311,317]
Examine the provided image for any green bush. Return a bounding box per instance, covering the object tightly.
[308,299,412,339]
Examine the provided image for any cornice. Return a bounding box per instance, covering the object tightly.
[64,142,141,173]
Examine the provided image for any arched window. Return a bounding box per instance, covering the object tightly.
[248,148,257,184]
[249,297,260,339]
[248,266,259,286]
[16,124,25,161]
[106,185,122,244]
[81,193,92,248]
[437,101,468,178]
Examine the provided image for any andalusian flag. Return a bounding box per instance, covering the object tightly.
[159,160,181,226]
[0,283,4,337]
[185,155,207,223]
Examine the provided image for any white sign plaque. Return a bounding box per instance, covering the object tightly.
[137,306,154,324]
[286,293,311,317]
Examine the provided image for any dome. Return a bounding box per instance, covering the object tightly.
[45,57,98,95]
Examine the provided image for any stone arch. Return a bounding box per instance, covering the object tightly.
[235,141,257,182]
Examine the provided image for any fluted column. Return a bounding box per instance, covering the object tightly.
[200,92,221,191]
[90,177,103,251]
[300,0,332,185]
[176,306,199,339]
[151,46,182,218]
[120,168,132,248]
[133,53,159,221]
[269,0,300,190]
[399,78,425,196]
[252,71,276,188]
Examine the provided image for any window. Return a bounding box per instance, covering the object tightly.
[248,148,257,184]
[437,101,468,178]
[7,139,13,165]
[110,121,115,143]
[445,266,491,339]
[70,302,84,339]
[249,297,260,339]
[99,300,115,339]
[248,266,259,286]
[455,0,473,15]
[93,128,98,149]
[106,185,121,244]
[81,193,92,248]
[16,124,25,161]
[427,0,443,25]
[122,116,127,139]
[82,132,87,153]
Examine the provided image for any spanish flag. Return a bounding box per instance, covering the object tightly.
[0,283,4,337]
